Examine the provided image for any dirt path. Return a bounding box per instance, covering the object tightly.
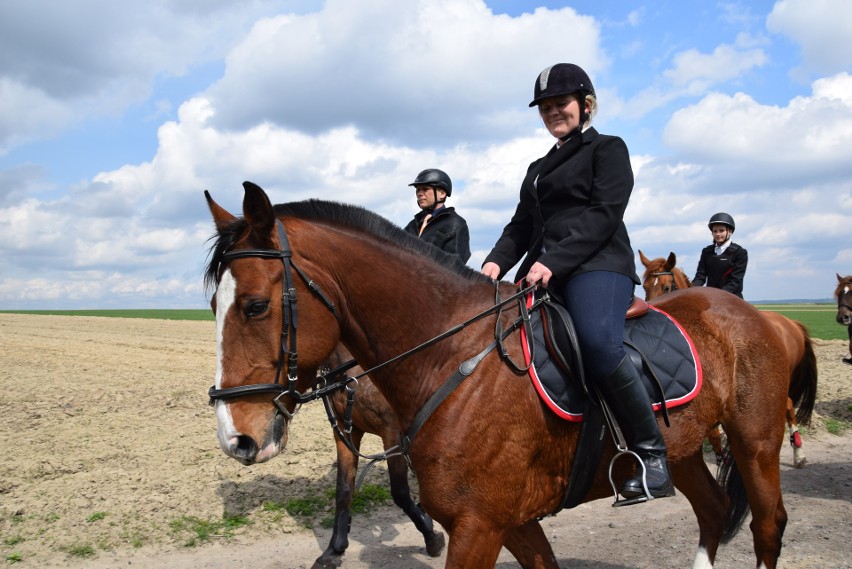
[1,314,850,568]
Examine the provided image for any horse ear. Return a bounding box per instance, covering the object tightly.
[205,190,237,232]
[666,252,677,269]
[242,181,276,239]
[840,273,845,283]
[638,250,651,267]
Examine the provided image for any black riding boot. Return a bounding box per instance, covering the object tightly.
[598,355,675,499]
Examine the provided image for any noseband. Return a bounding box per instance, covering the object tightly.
[649,271,679,293]
[207,219,341,416]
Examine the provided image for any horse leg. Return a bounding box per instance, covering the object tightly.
[312,429,364,569]
[671,450,728,568]
[707,425,722,458]
[443,519,504,569]
[846,325,852,364]
[724,423,787,569]
[785,397,806,468]
[386,453,445,556]
[502,520,560,569]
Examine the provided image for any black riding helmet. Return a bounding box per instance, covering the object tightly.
[409,168,452,196]
[409,168,452,211]
[708,212,736,232]
[529,63,596,126]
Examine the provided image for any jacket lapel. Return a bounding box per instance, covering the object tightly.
[537,128,595,180]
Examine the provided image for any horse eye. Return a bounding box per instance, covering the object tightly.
[245,300,270,318]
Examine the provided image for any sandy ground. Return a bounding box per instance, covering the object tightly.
[0,313,849,569]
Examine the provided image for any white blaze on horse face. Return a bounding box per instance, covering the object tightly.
[214,269,241,450]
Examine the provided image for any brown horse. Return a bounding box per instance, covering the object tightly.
[638,250,692,300]
[317,345,445,567]
[639,251,817,468]
[205,182,793,568]
[710,311,817,468]
[836,273,852,365]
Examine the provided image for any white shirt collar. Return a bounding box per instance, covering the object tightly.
[715,239,731,255]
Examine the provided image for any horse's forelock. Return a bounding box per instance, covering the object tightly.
[204,218,248,295]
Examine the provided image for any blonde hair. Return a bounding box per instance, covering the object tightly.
[584,94,598,126]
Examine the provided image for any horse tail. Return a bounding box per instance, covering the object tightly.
[716,448,750,542]
[788,321,818,427]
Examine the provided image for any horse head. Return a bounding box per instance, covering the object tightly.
[836,273,852,326]
[204,182,341,465]
[639,250,690,300]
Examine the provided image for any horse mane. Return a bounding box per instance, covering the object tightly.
[204,199,490,295]
[835,274,852,298]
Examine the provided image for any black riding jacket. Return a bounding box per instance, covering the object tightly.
[404,206,471,263]
[691,242,748,298]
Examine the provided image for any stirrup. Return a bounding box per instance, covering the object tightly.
[607,449,656,507]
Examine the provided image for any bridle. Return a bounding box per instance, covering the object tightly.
[207,215,537,459]
[647,271,680,294]
[207,219,341,418]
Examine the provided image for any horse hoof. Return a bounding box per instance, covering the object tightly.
[424,530,446,557]
[312,550,343,569]
[842,357,852,366]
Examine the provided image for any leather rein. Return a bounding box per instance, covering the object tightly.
[207,217,536,462]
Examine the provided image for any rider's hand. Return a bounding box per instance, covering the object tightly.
[524,262,553,288]
[481,262,501,280]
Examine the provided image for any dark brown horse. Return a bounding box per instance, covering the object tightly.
[205,182,793,568]
[640,251,817,468]
[317,345,444,567]
[638,250,692,301]
[836,273,852,365]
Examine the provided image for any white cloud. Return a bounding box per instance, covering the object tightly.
[0,0,318,152]
[664,44,767,91]
[616,41,768,120]
[663,73,852,182]
[0,79,74,154]
[766,0,852,73]
[206,0,606,146]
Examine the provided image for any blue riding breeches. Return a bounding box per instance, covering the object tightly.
[559,270,634,381]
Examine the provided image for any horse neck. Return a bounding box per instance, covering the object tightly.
[295,224,497,423]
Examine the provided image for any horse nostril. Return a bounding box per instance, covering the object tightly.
[231,435,258,461]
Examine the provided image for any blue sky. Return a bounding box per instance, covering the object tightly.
[1,0,850,308]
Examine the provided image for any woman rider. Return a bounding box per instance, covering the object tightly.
[481,63,674,501]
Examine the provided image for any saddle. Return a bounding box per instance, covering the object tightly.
[519,293,701,512]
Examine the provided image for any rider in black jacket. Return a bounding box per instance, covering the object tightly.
[692,213,748,298]
[482,63,674,502]
[404,169,470,263]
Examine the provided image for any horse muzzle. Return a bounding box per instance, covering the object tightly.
[216,404,288,465]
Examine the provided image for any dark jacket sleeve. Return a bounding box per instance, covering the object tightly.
[440,216,471,263]
[722,245,747,296]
